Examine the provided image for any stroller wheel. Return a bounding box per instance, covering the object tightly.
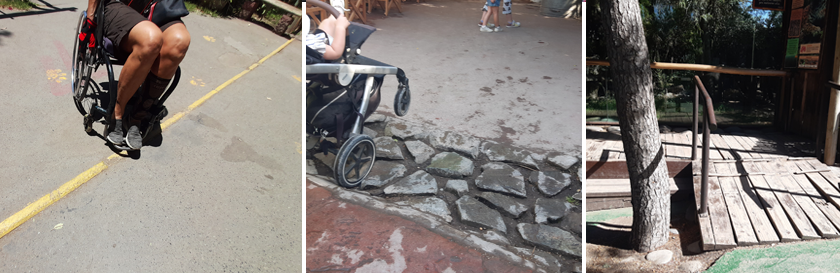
[394,84,410,116]
[333,134,376,188]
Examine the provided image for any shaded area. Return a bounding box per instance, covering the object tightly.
[0,0,76,20]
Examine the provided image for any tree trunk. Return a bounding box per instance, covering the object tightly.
[600,0,671,252]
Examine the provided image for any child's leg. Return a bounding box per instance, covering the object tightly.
[492,6,499,27]
[503,0,513,24]
[481,9,491,26]
[480,5,488,23]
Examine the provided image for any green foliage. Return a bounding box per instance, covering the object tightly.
[0,0,34,10]
[566,196,580,206]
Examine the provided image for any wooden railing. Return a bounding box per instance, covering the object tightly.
[692,75,717,216]
[585,60,787,77]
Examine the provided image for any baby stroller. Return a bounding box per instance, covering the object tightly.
[306,1,411,188]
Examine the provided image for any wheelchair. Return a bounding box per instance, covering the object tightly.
[306,1,411,188]
[71,2,181,151]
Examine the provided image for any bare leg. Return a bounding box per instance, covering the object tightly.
[115,21,162,120]
[150,23,191,79]
[492,6,499,27]
[481,9,491,26]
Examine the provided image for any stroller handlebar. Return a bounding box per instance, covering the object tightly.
[306,64,399,75]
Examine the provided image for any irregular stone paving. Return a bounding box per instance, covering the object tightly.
[374,137,404,160]
[444,179,469,197]
[404,140,435,164]
[426,152,474,178]
[456,196,507,233]
[477,192,529,218]
[475,163,527,198]
[311,116,583,272]
[535,198,574,224]
[428,130,482,158]
[518,223,582,258]
[360,161,406,189]
[481,141,540,170]
[395,196,452,222]
[530,171,571,197]
[383,170,437,195]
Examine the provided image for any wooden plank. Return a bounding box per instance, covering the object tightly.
[787,161,840,235]
[801,159,840,208]
[585,178,682,197]
[587,139,605,161]
[734,173,781,244]
[266,0,302,16]
[775,161,840,238]
[726,161,780,244]
[663,133,675,159]
[733,135,761,158]
[721,134,752,159]
[743,161,800,242]
[714,163,759,246]
[673,133,693,159]
[706,174,738,249]
[607,139,623,160]
[711,134,736,160]
[693,161,717,250]
[756,161,820,239]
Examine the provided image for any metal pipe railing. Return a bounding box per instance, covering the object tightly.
[692,75,717,216]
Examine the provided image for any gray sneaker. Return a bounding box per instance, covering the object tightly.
[493,26,503,32]
[125,125,142,150]
[107,120,125,145]
[480,25,494,33]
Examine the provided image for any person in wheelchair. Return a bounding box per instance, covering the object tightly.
[81,0,190,149]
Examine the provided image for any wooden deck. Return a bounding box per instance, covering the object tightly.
[586,129,840,250]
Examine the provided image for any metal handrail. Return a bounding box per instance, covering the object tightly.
[691,75,717,216]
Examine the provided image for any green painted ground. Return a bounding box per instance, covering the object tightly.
[586,207,632,224]
[589,207,840,272]
[705,240,840,273]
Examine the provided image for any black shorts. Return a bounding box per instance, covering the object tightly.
[102,1,184,59]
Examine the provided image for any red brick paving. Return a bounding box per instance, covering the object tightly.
[306,180,534,273]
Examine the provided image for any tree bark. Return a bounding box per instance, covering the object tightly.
[600,0,671,252]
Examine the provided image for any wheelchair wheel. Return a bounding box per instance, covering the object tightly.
[333,134,376,188]
[394,84,410,116]
[72,11,99,117]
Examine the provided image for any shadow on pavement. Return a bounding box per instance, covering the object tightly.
[586,221,632,250]
[0,29,11,45]
[0,0,77,20]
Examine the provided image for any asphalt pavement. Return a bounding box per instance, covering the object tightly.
[358,0,582,155]
[0,1,301,271]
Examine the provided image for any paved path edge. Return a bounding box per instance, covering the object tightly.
[307,174,550,272]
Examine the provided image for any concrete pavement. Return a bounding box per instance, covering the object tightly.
[358,0,582,155]
[0,1,301,271]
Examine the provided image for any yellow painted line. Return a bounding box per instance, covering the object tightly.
[0,38,296,240]
[0,163,107,238]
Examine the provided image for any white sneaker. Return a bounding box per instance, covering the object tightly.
[480,25,494,32]
[493,26,502,32]
[506,21,520,28]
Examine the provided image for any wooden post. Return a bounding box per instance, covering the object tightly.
[825,4,840,165]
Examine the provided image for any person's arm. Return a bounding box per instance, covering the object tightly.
[87,0,99,20]
[323,15,349,60]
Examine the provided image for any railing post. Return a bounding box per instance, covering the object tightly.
[699,110,710,216]
[693,85,698,160]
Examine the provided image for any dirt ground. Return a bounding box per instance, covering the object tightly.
[585,199,730,273]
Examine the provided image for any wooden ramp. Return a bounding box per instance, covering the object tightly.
[693,158,840,250]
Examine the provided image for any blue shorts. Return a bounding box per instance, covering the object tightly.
[486,0,500,7]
